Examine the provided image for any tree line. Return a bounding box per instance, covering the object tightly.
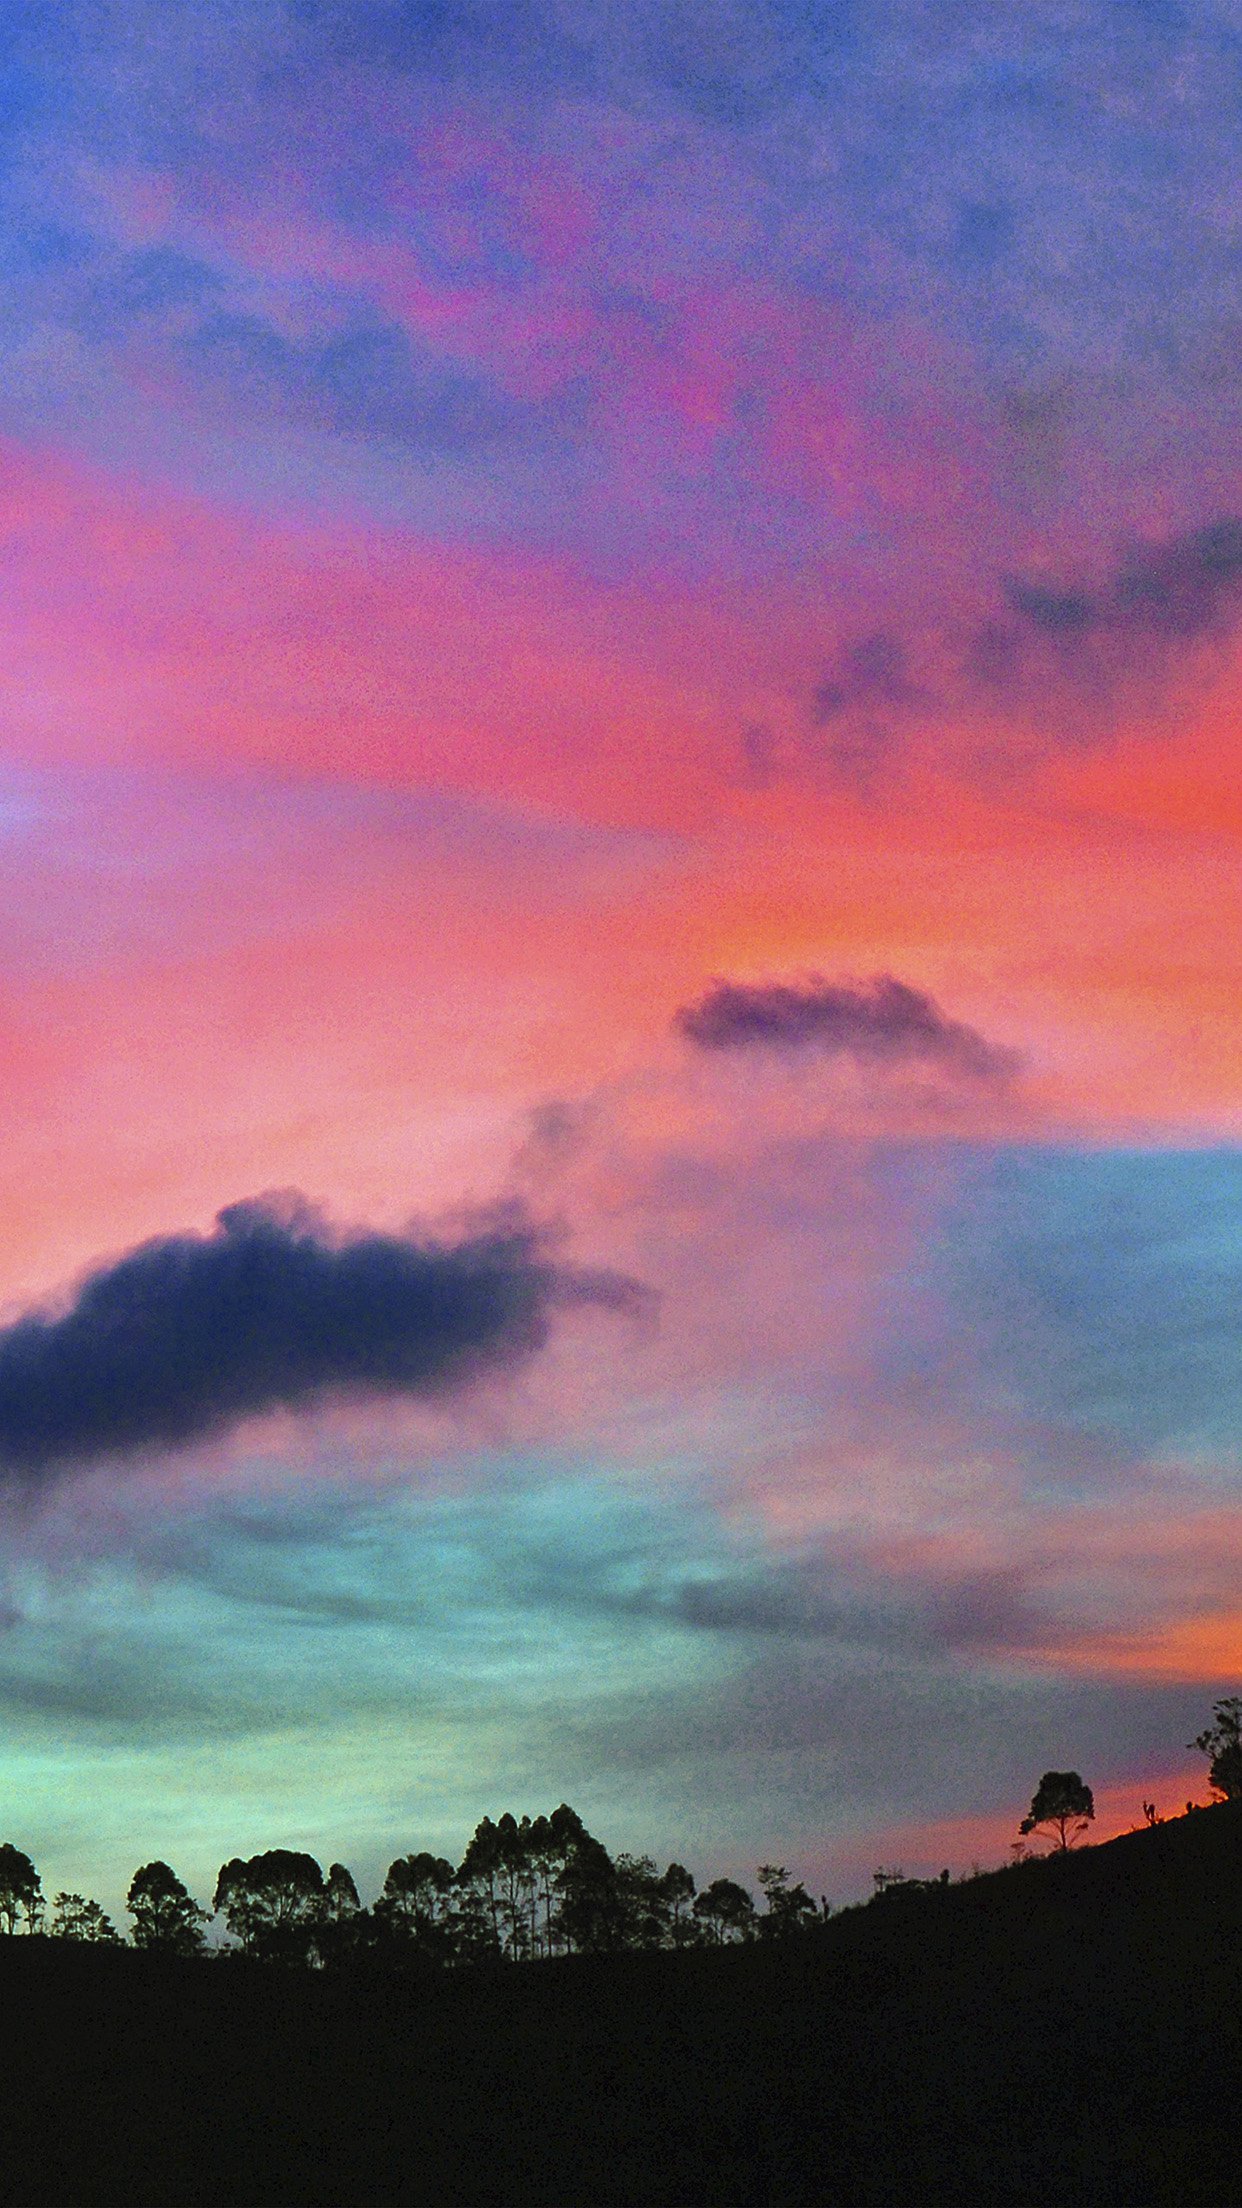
[2,1697,1237,1969]
[0,1804,824,1967]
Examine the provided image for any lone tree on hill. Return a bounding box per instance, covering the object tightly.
[1191,1697,1242,1801]
[1019,1771,1095,1853]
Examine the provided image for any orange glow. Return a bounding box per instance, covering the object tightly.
[1038,1614,1242,1684]
[843,1770,1210,1887]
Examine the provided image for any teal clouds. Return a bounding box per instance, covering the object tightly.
[916,1146,1242,1472]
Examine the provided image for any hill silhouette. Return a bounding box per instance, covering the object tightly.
[0,1802,1236,2206]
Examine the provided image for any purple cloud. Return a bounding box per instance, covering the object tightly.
[1005,518,1242,649]
[676,974,1019,1085]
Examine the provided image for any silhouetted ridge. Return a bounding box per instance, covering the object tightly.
[0,1803,1236,2205]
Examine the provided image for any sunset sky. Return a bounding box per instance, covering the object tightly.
[0,0,1239,1916]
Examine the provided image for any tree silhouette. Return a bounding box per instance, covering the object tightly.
[214,1851,327,1963]
[456,1817,505,1955]
[660,1863,697,1946]
[376,1852,457,1960]
[0,1843,43,1934]
[614,1853,669,1950]
[325,1862,360,1919]
[556,1828,626,1954]
[313,1863,362,1962]
[524,1814,563,1958]
[449,1880,503,1966]
[1190,1697,1242,1801]
[50,1892,120,1942]
[494,1812,537,1959]
[1019,1772,1095,1852]
[449,1802,642,1961]
[757,1863,819,1937]
[692,1877,756,1944]
[127,1861,209,1955]
[0,1797,947,1972]
[544,1803,600,1954]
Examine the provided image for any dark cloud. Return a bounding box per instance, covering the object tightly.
[810,632,928,790]
[1004,516,1242,649]
[802,521,1242,790]
[813,631,924,720]
[0,1194,643,1478]
[1004,580,1096,638]
[676,973,1018,1084]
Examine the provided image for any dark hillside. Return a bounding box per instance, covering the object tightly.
[0,1803,1238,2207]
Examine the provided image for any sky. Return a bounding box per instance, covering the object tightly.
[0,0,1239,1919]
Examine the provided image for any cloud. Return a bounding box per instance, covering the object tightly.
[808,631,930,789]
[919,1144,1242,1464]
[0,1193,644,1478]
[800,519,1242,793]
[1003,517,1242,651]
[813,631,925,721]
[675,974,1018,1084]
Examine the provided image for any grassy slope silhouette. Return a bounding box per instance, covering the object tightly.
[0,1801,1236,2206]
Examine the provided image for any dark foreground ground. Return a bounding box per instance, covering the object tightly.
[0,1803,1238,2207]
